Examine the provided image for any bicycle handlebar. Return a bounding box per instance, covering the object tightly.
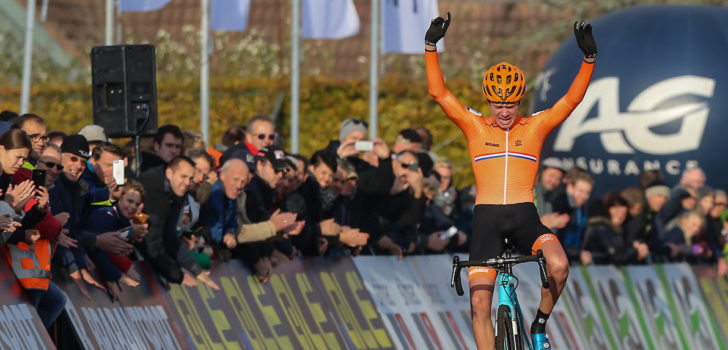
[450,250,550,296]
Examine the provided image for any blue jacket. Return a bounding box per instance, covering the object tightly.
[203,181,238,243]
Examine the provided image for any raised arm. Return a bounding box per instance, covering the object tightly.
[424,13,479,131]
[538,21,597,134]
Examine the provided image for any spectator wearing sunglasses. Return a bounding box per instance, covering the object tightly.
[371,150,431,259]
[35,144,64,188]
[49,134,106,298]
[219,115,277,169]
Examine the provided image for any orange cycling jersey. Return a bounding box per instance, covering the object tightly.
[426,51,594,205]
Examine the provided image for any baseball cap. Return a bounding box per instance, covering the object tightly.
[61,134,91,158]
[256,145,288,171]
[78,125,109,143]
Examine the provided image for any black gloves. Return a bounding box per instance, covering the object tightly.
[425,12,451,47]
[574,21,597,59]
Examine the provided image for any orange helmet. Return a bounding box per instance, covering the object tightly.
[482,62,526,103]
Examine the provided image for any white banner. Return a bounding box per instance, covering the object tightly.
[661,263,723,349]
[120,0,170,12]
[211,0,251,32]
[381,0,442,54]
[302,0,360,39]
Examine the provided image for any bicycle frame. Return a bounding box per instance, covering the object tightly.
[496,267,532,349]
[451,248,549,350]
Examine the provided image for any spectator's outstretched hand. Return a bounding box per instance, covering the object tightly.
[319,218,342,237]
[337,140,359,159]
[54,212,70,226]
[96,231,133,255]
[574,21,597,58]
[425,12,451,46]
[372,138,390,159]
[57,229,78,248]
[197,271,220,290]
[270,209,297,232]
[6,180,35,211]
[284,220,305,236]
[339,228,369,247]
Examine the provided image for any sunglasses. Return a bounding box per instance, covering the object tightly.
[257,133,277,141]
[38,160,64,171]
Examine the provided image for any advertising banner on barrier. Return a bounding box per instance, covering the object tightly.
[354,255,437,349]
[407,255,475,350]
[693,265,728,342]
[54,262,189,349]
[626,265,686,349]
[658,263,725,349]
[587,265,652,349]
[509,264,585,350]
[55,257,393,350]
[560,266,616,349]
[0,257,55,350]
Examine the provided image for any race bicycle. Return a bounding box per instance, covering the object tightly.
[451,234,550,350]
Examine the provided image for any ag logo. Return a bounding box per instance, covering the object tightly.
[553,75,714,155]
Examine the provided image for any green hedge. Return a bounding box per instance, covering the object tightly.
[0,75,504,187]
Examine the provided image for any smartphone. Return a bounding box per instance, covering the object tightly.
[113,159,125,185]
[439,226,459,240]
[354,140,373,152]
[32,169,47,188]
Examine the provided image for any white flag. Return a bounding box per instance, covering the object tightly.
[382,0,442,54]
[211,0,251,31]
[302,0,360,39]
[120,0,170,12]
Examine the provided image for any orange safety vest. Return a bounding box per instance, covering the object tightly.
[3,239,51,290]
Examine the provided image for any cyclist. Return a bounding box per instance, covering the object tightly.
[425,13,596,349]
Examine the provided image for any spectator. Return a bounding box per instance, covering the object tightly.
[680,167,706,190]
[49,134,106,297]
[187,149,216,205]
[373,150,429,259]
[553,170,594,264]
[220,115,276,166]
[204,158,249,249]
[140,124,183,172]
[78,125,109,151]
[0,129,65,329]
[535,158,569,231]
[183,131,206,152]
[11,113,47,165]
[621,187,649,243]
[581,192,649,265]
[432,157,457,218]
[639,169,664,190]
[82,142,126,212]
[35,143,64,188]
[392,128,423,154]
[326,118,367,160]
[296,150,341,256]
[46,131,66,147]
[86,180,148,299]
[240,145,289,281]
[208,125,246,167]
[139,156,219,290]
[328,159,370,255]
[657,210,707,262]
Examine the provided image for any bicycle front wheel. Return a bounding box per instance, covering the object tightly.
[495,304,515,350]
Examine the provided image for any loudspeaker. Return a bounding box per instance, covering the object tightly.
[91,44,158,138]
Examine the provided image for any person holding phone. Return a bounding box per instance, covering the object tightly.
[82,142,126,211]
[86,180,148,299]
[0,128,66,329]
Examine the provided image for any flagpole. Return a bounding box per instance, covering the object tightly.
[20,0,36,114]
[105,0,114,45]
[368,0,379,139]
[290,0,300,153]
[200,0,210,147]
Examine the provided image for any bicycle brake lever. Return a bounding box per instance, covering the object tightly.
[451,256,464,296]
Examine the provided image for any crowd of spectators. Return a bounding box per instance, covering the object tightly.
[0,110,726,332]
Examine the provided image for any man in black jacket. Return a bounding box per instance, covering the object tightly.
[139,156,219,290]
